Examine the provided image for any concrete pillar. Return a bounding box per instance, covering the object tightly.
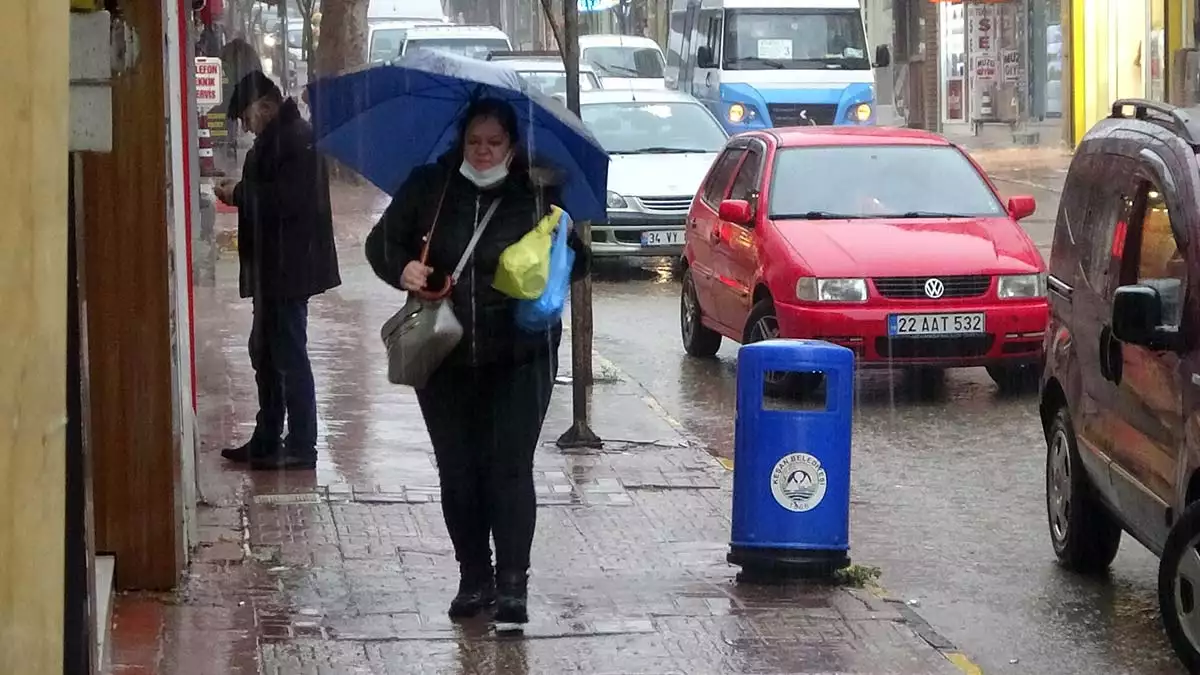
[0,2,70,673]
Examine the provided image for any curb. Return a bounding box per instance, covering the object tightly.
[592,351,985,674]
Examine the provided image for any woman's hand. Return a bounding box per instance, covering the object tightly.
[400,261,433,291]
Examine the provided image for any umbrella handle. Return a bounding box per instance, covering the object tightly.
[413,278,452,301]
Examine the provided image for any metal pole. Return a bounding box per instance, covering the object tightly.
[277,0,288,92]
[557,0,602,449]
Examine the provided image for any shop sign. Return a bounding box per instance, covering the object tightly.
[973,55,997,80]
[195,57,223,110]
[1001,49,1020,83]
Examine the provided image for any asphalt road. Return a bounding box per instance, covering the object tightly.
[583,178,1188,674]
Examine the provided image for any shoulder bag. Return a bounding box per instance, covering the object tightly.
[380,191,502,388]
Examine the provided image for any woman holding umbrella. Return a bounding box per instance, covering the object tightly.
[365,97,589,625]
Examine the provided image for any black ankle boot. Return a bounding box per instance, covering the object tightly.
[448,566,496,619]
[494,570,529,625]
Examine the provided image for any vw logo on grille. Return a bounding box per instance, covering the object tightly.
[924,278,945,299]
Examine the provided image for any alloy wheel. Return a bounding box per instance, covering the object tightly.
[1048,426,1072,545]
[750,314,785,385]
[681,279,698,345]
[1175,535,1200,654]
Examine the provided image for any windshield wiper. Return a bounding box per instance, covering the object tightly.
[730,56,785,69]
[598,64,640,76]
[893,211,973,218]
[781,211,867,220]
[620,147,710,154]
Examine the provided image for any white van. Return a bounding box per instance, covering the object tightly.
[368,24,514,63]
[578,34,667,90]
[665,0,889,133]
[367,0,448,22]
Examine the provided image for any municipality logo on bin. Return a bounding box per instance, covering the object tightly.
[770,453,827,512]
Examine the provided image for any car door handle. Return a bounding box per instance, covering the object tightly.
[710,226,722,244]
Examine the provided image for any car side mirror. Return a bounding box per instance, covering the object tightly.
[697,46,716,69]
[718,199,752,225]
[1112,284,1180,350]
[874,45,891,68]
[1007,195,1036,221]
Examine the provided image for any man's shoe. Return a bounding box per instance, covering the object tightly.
[494,570,529,625]
[448,566,496,620]
[249,447,317,470]
[221,437,278,463]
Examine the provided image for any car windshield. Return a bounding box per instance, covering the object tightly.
[518,70,600,95]
[768,145,1006,219]
[580,101,727,155]
[582,46,665,78]
[724,9,870,71]
[406,38,510,60]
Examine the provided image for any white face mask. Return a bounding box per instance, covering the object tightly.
[460,153,512,189]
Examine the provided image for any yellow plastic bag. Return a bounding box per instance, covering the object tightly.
[493,205,563,299]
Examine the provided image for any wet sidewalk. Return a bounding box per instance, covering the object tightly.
[109,258,961,674]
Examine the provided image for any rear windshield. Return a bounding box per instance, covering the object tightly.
[769,145,1005,219]
[406,38,510,60]
[583,46,665,78]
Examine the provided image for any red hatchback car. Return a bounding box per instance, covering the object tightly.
[679,126,1050,392]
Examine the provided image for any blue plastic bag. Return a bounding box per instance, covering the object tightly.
[515,208,575,332]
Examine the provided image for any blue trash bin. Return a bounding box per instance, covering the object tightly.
[727,339,854,581]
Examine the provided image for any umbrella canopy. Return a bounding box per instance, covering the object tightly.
[307,49,610,222]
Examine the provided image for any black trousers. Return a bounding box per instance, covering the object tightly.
[416,351,557,574]
[249,297,317,453]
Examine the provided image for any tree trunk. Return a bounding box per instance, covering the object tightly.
[314,0,369,182]
[315,0,367,79]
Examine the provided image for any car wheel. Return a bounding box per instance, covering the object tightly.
[1159,501,1200,672]
[1045,407,1121,573]
[680,268,722,358]
[988,363,1042,393]
[745,298,819,398]
[670,256,686,281]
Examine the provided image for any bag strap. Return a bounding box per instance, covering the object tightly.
[451,197,502,282]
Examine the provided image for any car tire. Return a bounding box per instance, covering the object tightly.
[745,298,819,398]
[670,256,686,281]
[987,363,1042,393]
[1158,501,1200,673]
[680,268,722,358]
[1045,407,1121,573]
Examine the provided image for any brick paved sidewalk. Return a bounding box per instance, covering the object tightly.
[109,260,961,675]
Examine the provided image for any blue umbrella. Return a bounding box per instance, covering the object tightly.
[306,49,610,222]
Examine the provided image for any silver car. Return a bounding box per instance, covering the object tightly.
[578,90,729,258]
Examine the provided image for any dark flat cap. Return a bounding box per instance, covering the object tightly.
[227,70,281,120]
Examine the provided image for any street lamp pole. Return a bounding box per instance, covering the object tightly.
[556,0,602,449]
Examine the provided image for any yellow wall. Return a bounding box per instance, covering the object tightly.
[1068,0,1189,146]
[0,2,69,674]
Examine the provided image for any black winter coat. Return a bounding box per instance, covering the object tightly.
[365,155,590,368]
[234,99,341,300]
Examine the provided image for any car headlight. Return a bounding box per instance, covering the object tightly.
[796,277,868,303]
[998,274,1046,299]
[606,191,628,209]
[851,103,872,123]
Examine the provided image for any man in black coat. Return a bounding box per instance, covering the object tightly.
[215,71,340,470]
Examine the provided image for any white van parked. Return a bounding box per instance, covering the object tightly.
[368,23,514,63]
[367,0,448,22]
[578,34,667,90]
